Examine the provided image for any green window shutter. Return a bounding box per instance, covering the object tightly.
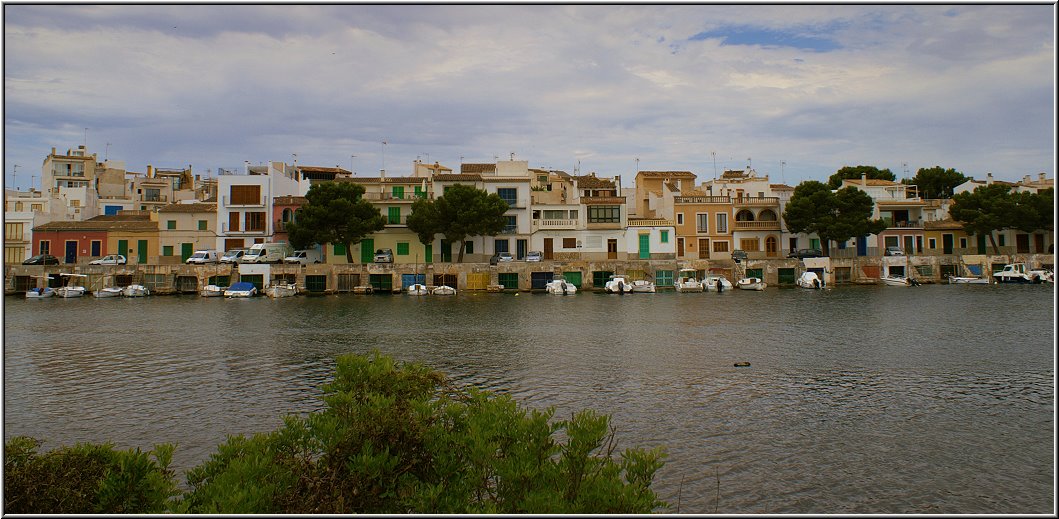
[198,220,207,230]
[414,186,424,198]
[392,186,404,199]
[163,245,174,256]
[167,220,176,230]
[424,243,432,263]
[397,242,409,255]
[360,239,374,263]
[388,207,401,225]
[118,239,128,256]
[465,241,473,254]
[660,230,669,243]
[334,242,347,257]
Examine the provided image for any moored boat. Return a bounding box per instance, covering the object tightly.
[264,283,298,298]
[880,275,911,287]
[796,271,824,289]
[94,286,124,298]
[948,276,989,284]
[604,275,634,294]
[993,263,1047,284]
[674,269,703,293]
[544,277,577,295]
[703,274,734,291]
[55,273,88,298]
[122,284,150,297]
[630,279,656,293]
[736,277,766,291]
[432,285,456,295]
[224,281,257,298]
[25,286,55,298]
[200,284,226,297]
[407,283,429,296]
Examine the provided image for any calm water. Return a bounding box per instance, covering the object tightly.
[3,284,1054,513]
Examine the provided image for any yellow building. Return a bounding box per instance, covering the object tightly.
[157,202,218,263]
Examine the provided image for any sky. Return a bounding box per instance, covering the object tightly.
[3,4,1055,191]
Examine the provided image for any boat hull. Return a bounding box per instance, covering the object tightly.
[736,278,766,291]
[407,284,429,296]
[56,286,86,298]
[200,285,226,297]
[94,287,123,298]
[949,276,989,284]
[880,276,911,287]
[122,285,150,297]
[545,280,577,295]
[432,285,456,295]
[25,288,54,298]
[265,284,298,298]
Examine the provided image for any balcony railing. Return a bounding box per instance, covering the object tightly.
[733,196,779,207]
[143,194,168,203]
[222,195,266,206]
[675,195,730,204]
[580,196,625,204]
[531,219,578,230]
[733,220,781,230]
[221,223,267,234]
[500,227,519,234]
[362,192,427,201]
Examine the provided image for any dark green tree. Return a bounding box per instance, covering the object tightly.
[406,184,509,263]
[783,181,887,255]
[948,183,1018,254]
[1019,188,1054,233]
[827,165,896,189]
[284,182,386,263]
[904,166,968,199]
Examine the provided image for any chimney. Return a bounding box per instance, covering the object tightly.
[1040,172,1046,182]
[1024,175,1031,184]
[147,164,154,178]
[986,172,993,184]
[861,172,867,184]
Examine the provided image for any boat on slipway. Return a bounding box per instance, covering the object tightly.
[407,283,429,296]
[432,285,456,296]
[675,269,704,293]
[796,271,825,289]
[703,274,734,292]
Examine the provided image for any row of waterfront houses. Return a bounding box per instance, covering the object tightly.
[4,144,1054,267]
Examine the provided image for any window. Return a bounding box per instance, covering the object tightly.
[229,185,261,205]
[31,204,42,212]
[494,239,509,253]
[198,220,208,231]
[465,241,474,254]
[167,220,177,230]
[392,186,405,199]
[228,211,240,232]
[929,238,937,249]
[884,236,899,247]
[5,223,23,241]
[588,206,620,223]
[163,245,174,256]
[245,212,266,232]
[414,186,425,198]
[333,243,346,255]
[563,237,577,248]
[70,199,81,208]
[388,207,401,225]
[676,213,684,225]
[397,242,410,256]
[40,240,50,254]
[696,213,709,233]
[998,234,1006,247]
[716,213,728,233]
[740,238,759,251]
[543,210,566,219]
[14,202,24,211]
[91,241,101,256]
[660,230,669,243]
[497,188,518,206]
[712,241,729,253]
[145,188,161,202]
[504,216,517,233]
[959,238,968,249]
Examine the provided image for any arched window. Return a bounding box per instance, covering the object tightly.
[735,209,755,222]
[758,209,778,221]
[282,208,293,223]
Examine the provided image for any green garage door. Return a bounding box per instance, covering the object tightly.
[361,239,374,264]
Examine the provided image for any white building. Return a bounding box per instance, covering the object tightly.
[214,161,300,252]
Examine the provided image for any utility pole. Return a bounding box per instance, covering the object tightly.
[350,155,356,175]
[105,142,111,161]
[781,161,786,184]
[635,157,639,174]
[84,127,88,149]
[381,141,387,173]
[711,151,717,180]
[12,164,18,189]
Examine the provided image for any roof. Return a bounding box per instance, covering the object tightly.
[636,171,697,179]
[273,195,308,205]
[769,183,794,190]
[461,163,496,174]
[844,178,900,187]
[433,174,483,182]
[721,170,748,179]
[158,202,216,213]
[297,166,350,174]
[573,175,615,189]
[34,215,157,232]
[923,219,966,230]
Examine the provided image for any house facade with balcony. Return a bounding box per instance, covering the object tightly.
[529,169,582,260]
[477,160,533,261]
[215,161,299,252]
[625,218,677,260]
[574,173,628,261]
[158,202,217,263]
[841,175,925,255]
[336,173,432,265]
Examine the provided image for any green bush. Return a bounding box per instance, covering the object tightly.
[3,436,178,514]
[182,351,667,513]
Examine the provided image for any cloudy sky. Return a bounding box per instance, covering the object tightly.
[3,4,1055,190]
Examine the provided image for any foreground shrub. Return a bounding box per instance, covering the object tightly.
[182,351,667,513]
[3,436,178,513]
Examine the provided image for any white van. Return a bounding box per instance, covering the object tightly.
[284,249,323,265]
[241,242,293,264]
[186,249,220,264]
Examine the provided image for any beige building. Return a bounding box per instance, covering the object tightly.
[157,202,218,263]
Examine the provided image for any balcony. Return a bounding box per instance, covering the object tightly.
[143,194,168,203]
[221,223,267,235]
[733,196,779,207]
[675,195,730,204]
[580,196,625,205]
[531,219,578,230]
[222,195,266,207]
[884,220,923,229]
[362,192,427,202]
[733,220,781,231]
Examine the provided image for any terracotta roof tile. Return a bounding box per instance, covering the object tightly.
[298,166,350,174]
[461,163,496,174]
[573,175,615,189]
[433,174,483,182]
[158,202,216,213]
[636,170,697,179]
[273,195,308,205]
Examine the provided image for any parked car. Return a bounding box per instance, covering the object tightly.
[88,254,126,265]
[284,249,323,265]
[241,242,293,264]
[24,254,60,265]
[731,249,748,263]
[220,249,246,264]
[489,252,514,265]
[885,246,905,256]
[787,249,823,259]
[526,251,543,262]
[373,248,394,263]
[186,249,220,264]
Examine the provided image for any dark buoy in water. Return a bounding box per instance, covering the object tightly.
[734,362,751,367]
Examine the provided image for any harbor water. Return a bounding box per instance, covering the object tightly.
[3,284,1054,513]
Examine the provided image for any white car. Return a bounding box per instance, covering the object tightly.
[526,251,543,262]
[89,254,127,265]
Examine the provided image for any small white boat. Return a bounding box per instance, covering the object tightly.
[703,274,734,291]
[25,286,55,298]
[432,285,456,295]
[881,275,910,286]
[948,276,989,284]
[55,273,88,298]
[200,284,226,297]
[1028,268,1054,283]
[993,263,1047,284]
[95,286,124,298]
[545,277,578,295]
[264,283,298,298]
[630,279,656,293]
[736,277,767,291]
[674,269,703,293]
[796,271,825,289]
[224,281,257,298]
[122,284,150,297]
[604,275,634,294]
[407,283,429,296]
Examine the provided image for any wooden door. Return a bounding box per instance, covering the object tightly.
[544,238,553,260]
[698,238,710,259]
[607,239,618,259]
